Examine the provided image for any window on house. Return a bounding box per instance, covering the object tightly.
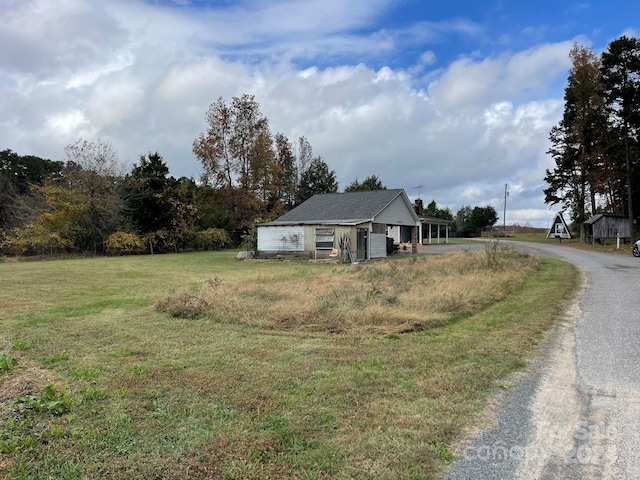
[372,223,386,234]
[315,227,335,249]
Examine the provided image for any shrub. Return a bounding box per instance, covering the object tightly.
[0,231,26,256]
[0,226,72,256]
[106,231,145,254]
[196,228,231,250]
[240,218,268,251]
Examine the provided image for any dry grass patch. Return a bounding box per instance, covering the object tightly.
[158,245,538,335]
[0,364,55,404]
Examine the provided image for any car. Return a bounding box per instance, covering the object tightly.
[634,240,640,257]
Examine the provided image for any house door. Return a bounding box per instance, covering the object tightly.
[356,228,368,260]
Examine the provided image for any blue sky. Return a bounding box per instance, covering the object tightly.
[0,0,638,227]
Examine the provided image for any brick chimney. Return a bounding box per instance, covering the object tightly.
[414,198,424,216]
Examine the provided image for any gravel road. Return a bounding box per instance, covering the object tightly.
[434,241,640,480]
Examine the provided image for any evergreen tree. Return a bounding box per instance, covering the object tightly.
[544,44,609,227]
[344,175,386,192]
[601,36,640,239]
[297,157,338,203]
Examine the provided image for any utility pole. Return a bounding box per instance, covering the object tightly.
[503,184,509,232]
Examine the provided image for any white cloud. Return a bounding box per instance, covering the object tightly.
[0,0,587,227]
[66,50,135,89]
[427,42,573,110]
[621,27,640,39]
[461,185,485,202]
[45,110,89,137]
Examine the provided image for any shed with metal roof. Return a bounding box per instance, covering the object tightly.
[583,213,631,244]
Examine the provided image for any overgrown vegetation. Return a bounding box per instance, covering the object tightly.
[0,249,578,479]
[158,244,538,334]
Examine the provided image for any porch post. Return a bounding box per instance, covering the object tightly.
[411,226,418,254]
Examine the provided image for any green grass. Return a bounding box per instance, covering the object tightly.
[0,250,579,479]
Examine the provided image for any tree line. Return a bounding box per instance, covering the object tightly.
[0,94,497,256]
[545,36,640,239]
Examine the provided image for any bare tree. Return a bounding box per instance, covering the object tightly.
[63,139,126,252]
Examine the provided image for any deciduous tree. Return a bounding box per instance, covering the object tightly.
[0,149,63,230]
[454,205,497,237]
[62,139,126,252]
[193,97,234,188]
[424,200,453,220]
[193,94,271,191]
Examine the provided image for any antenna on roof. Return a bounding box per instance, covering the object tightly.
[414,184,424,199]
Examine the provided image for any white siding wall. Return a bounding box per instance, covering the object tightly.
[387,225,400,243]
[257,226,305,252]
[370,233,387,258]
[374,195,417,226]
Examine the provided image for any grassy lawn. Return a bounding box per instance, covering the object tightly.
[0,248,578,479]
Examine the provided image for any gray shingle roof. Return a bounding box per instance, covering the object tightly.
[265,189,409,225]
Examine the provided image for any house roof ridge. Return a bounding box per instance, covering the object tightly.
[266,189,415,225]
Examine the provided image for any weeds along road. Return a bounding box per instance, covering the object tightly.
[443,241,640,480]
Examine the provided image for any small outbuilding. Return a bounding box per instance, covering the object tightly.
[257,189,421,260]
[583,214,632,244]
[546,212,572,240]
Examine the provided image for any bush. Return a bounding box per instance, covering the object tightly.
[0,226,72,256]
[240,218,268,251]
[106,231,145,254]
[196,228,231,250]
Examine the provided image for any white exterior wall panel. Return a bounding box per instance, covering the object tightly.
[370,233,387,258]
[257,226,305,252]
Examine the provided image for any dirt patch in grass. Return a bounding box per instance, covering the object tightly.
[157,246,538,335]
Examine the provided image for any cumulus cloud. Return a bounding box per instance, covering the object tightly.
[0,0,607,226]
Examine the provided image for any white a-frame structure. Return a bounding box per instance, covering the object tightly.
[547,212,572,239]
